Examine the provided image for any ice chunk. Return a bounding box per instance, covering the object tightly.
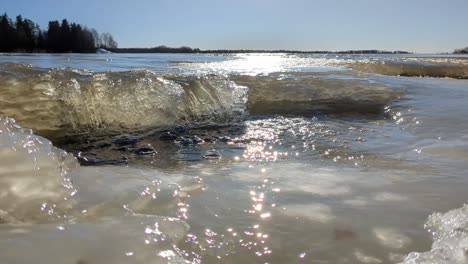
[402,205,468,264]
[0,117,78,223]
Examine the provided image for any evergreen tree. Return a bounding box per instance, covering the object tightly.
[47,20,61,51]
[81,27,96,52]
[60,19,71,52]
[70,23,80,52]
[37,30,46,50]
[22,19,37,52]
[15,15,28,50]
[0,14,15,51]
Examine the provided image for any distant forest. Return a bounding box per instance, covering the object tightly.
[0,13,117,53]
[109,47,410,54]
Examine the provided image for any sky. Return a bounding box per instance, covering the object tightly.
[2,0,468,53]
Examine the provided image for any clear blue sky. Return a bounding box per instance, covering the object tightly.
[2,0,468,53]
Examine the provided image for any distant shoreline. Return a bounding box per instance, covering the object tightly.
[3,47,468,55]
[0,49,412,55]
[107,47,411,54]
[3,49,468,55]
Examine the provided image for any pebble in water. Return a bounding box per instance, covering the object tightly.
[203,149,222,159]
[175,136,204,147]
[159,131,178,141]
[115,146,131,152]
[175,137,194,147]
[112,135,141,146]
[218,136,232,143]
[76,155,128,166]
[133,144,157,156]
[191,135,204,144]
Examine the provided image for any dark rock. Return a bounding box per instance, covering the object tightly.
[173,125,187,134]
[77,145,94,152]
[76,156,128,166]
[233,139,246,144]
[203,149,222,159]
[95,142,112,148]
[218,136,231,143]
[112,135,141,146]
[159,131,178,140]
[115,146,130,152]
[175,137,193,147]
[191,135,204,144]
[134,144,157,155]
[60,136,82,145]
[204,137,214,143]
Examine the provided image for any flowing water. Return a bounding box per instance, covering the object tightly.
[1,53,468,263]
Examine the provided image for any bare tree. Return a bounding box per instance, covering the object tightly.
[100,32,117,49]
[90,28,101,48]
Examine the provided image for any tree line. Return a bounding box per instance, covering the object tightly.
[0,13,117,53]
[110,46,410,54]
[109,45,200,53]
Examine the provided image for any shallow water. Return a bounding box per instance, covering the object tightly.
[0,53,468,263]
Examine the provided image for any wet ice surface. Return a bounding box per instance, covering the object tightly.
[1,53,468,263]
[0,215,190,264]
[172,159,438,263]
[3,105,468,263]
[0,117,202,263]
[167,75,468,263]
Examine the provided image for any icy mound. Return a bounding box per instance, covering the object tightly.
[0,116,195,263]
[0,64,247,137]
[0,116,78,223]
[233,75,401,115]
[402,205,468,264]
[349,60,468,79]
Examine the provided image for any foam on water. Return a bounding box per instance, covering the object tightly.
[354,249,383,264]
[373,227,411,249]
[279,203,336,223]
